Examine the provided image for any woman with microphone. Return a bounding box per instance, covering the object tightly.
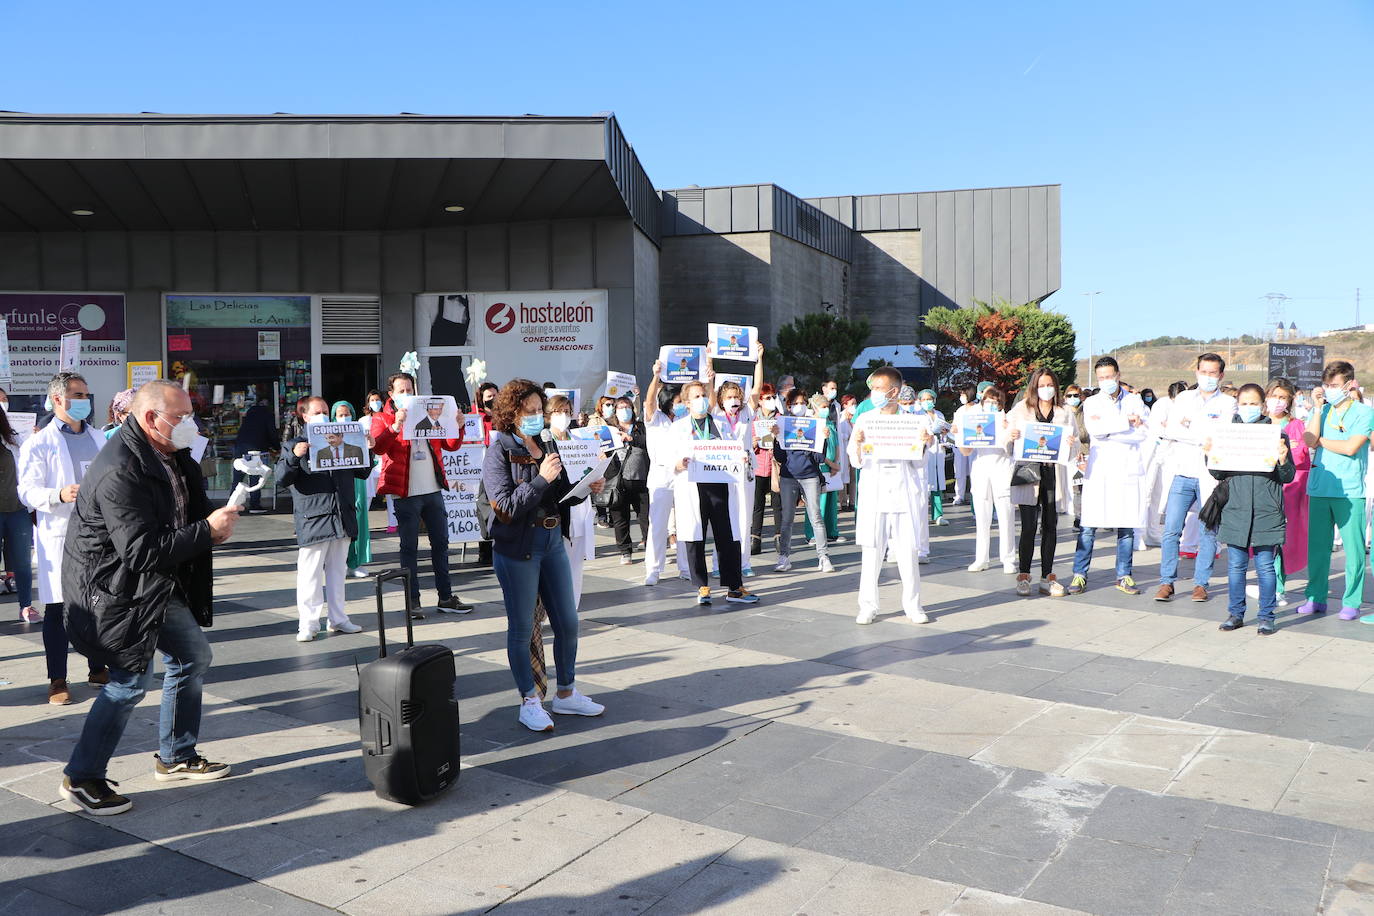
[482,379,606,733]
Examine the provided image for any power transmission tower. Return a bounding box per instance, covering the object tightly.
[1261,293,1291,339]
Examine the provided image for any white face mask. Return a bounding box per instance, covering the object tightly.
[789,404,807,416]
[1099,378,1120,396]
[761,397,778,413]
[959,394,968,405]
[982,402,999,413]
[1196,373,1220,393]
[1325,386,1348,406]
[550,413,571,432]
[1037,386,1056,402]
[823,389,836,401]
[724,398,742,412]
[305,412,327,425]
[690,396,709,416]
[161,411,199,450]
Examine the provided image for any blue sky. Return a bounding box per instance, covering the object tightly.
[4,0,1371,355]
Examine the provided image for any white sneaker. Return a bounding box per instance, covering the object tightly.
[819,557,835,573]
[907,610,930,624]
[919,554,931,565]
[774,556,793,572]
[519,697,554,732]
[855,612,875,625]
[831,535,847,544]
[934,518,949,527]
[1003,562,1017,575]
[296,630,321,642]
[551,689,605,717]
[350,568,371,579]
[967,561,991,572]
[644,572,660,586]
[328,620,362,634]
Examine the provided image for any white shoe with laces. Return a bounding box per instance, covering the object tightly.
[907,610,930,624]
[818,557,835,573]
[328,619,362,634]
[551,689,605,717]
[519,696,554,732]
[775,556,793,572]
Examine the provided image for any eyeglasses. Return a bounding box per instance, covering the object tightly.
[156,409,195,423]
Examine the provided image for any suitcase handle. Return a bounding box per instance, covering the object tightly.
[372,568,415,657]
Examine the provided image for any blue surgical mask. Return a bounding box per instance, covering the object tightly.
[1099,379,1120,396]
[690,396,710,416]
[616,407,633,423]
[919,400,935,412]
[899,404,916,414]
[1065,396,1081,407]
[66,398,92,421]
[1325,386,1348,406]
[869,391,889,409]
[1196,374,1219,393]
[369,399,383,412]
[1238,404,1263,423]
[673,403,689,418]
[518,414,544,436]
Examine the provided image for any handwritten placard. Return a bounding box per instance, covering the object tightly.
[688,439,749,483]
[858,414,926,461]
[1206,422,1282,473]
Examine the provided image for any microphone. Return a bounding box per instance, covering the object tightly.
[539,427,560,456]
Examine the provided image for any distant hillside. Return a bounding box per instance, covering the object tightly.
[1074,331,1374,392]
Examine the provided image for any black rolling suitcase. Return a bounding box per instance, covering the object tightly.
[358,569,460,805]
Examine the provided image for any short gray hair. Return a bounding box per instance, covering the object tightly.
[47,371,87,402]
[131,379,185,417]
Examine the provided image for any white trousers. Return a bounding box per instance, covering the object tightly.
[645,478,687,579]
[1142,461,1167,545]
[952,449,971,501]
[297,536,351,634]
[969,465,1014,567]
[859,513,922,620]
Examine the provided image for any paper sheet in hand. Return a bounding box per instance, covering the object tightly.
[556,440,602,483]
[569,424,624,454]
[189,434,209,463]
[7,412,35,443]
[544,387,581,415]
[403,395,459,440]
[957,412,999,448]
[659,345,705,383]
[561,452,612,502]
[857,414,926,461]
[306,421,370,472]
[778,416,822,452]
[707,323,757,360]
[714,373,752,402]
[1014,422,1072,464]
[604,371,638,399]
[687,439,749,483]
[1084,408,1130,438]
[1206,422,1282,472]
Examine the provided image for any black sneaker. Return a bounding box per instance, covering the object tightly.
[154,754,232,782]
[60,776,132,816]
[436,595,474,614]
[1218,616,1244,631]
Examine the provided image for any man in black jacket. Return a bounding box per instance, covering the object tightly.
[58,380,241,816]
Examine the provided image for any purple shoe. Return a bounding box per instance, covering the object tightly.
[1339,606,1360,621]
[1295,600,1327,616]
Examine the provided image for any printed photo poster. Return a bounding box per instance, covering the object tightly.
[753,417,778,449]
[604,371,638,400]
[858,414,926,461]
[957,411,999,448]
[658,345,705,383]
[715,373,753,402]
[779,415,822,452]
[306,421,370,473]
[404,395,460,440]
[440,445,486,543]
[569,424,625,454]
[1014,423,1072,465]
[688,439,749,484]
[1206,422,1283,473]
[707,323,757,361]
[544,387,582,415]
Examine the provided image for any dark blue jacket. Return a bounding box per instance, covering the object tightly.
[276,438,370,547]
[481,431,585,560]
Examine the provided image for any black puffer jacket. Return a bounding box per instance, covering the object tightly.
[63,418,214,673]
[276,438,371,547]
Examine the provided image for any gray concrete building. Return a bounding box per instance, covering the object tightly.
[0,111,1058,487]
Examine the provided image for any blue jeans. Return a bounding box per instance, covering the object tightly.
[1229,545,1277,624]
[0,508,32,608]
[1072,527,1135,579]
[65,598,212,780]
[393,490,452,603]
[493,527,578,698]
[1159,476,1217,587]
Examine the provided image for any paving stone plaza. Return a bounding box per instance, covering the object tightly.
[3,505,1374,915]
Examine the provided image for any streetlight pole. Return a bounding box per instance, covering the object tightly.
[1082,291,1101,380]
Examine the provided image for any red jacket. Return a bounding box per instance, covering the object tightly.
[371,399,463,498]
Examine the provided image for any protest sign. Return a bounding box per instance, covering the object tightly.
[858,414,926,461]
[440,445,486,543]
[59,332,82,371]
[778,416,822,452]
[6,412,34,444]
[707,323,757,360]
[556,440,602,483]
[569,424,624,454]
[604,371,638,399]
[1014,422,1073,464]
[688,439,749,484]
[714,373,753,402]
[958,411,999,448]
[544,387,581,415]
[127,360,162,389]
[403,395,460,440]
[659,345,705,383]
[306,421,370,473]
[1206,422,1282,473]
[753,417,778,448]
[462,412,486,444]
[562,452,612,502]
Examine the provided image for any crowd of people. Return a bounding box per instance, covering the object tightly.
[14,347,1371,815]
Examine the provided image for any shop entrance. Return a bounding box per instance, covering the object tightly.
[320,354,380,408]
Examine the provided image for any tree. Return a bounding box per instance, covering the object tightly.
[770,313,872,394]
[923,298,1077,393]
